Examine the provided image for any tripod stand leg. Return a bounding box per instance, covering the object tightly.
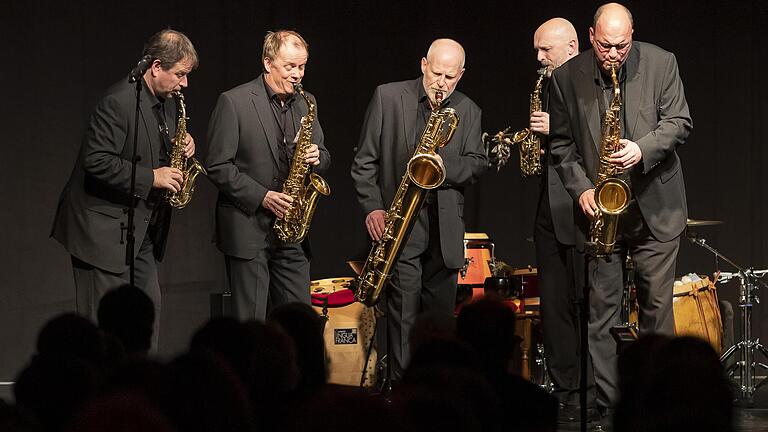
[720,342,740,363]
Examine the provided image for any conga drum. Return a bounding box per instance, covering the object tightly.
[672,275,723,353]
[310,278,377,386]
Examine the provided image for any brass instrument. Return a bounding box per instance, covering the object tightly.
[166,91,206,209]
[588,64,631,256]
[353,91,459,307]
[484,67,547,174]
[273,84,331,243]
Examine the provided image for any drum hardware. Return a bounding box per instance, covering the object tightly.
[686,218,724,227]
[460,256,474,280]
[534,342,554,392]
[612,255,640,350]
[686,230,768,404]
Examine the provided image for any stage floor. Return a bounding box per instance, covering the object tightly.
[2,383,767,430]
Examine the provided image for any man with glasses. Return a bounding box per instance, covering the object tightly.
[548,2,692,424]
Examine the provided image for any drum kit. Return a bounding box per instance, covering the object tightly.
[312,219,768,402]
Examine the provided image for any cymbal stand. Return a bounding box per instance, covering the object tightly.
[687,231,768,404]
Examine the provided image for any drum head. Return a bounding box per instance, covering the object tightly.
[310,277,355,307]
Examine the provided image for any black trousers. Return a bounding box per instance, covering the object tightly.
[586,201,679,409]
[387,204,458,379]
[72,232,161,353]
[535,192,593,406]
[225,231,311,322]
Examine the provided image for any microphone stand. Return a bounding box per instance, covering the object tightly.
[124,76,142,288]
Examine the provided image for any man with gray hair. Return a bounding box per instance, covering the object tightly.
[549,2,692,423]
[352,38,487,381]
[205,30,331,321]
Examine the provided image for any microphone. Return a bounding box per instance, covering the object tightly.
[128,55,152,83]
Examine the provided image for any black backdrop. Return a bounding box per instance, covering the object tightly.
[1,0,767,383]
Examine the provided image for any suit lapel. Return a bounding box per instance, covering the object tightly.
[400,80,419,168]
[624,45,643,139]
[575,60,602,152]
[138,82,162,167]
[251,76,281,167]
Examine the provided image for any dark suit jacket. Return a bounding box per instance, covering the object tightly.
[540,82,576,246]
[549,42,692,243]
[351,78,487,269]
[51,78,175,273]
[204,75,331,259]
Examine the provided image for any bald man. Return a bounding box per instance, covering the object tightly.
[352,39,487,381]
[549,2,692,417]
[528,17,588,423]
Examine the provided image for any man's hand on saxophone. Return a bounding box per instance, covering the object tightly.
[365,209,386,241]
[153,167,184,193]
[263,191,294,219]
[183,133,196,158]
[530,111,550,136]
[304,143,321,166]
[579,188,598,219]
[609,138,642,170]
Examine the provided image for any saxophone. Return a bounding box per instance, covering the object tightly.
[353,92,459,307]
[587,64,631,256]
[273,84,331,243]
[484,67,547,174]
[166,91,207,209]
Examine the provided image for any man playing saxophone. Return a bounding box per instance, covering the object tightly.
[351,39,487,381]
[51,29,199,351]
[549,2,692,424]
[528,18,588,424]
[205,30,331,321]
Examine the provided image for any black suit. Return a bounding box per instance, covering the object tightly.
[205,75,331,321]
[351,78,487,377]
[52,77,175,348]
[549,42,692,408]
[534,81,586,407]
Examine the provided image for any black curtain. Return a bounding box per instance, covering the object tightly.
[1,0,766,381]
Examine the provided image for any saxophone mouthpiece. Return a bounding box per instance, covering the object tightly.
[293,83,303,93]
[434,90,444,106]
[537,67,548,76]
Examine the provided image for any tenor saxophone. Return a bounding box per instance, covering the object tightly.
[166,91,206,209]
[588,64,631,256]
[272,84,331,243]
[353,91,459,307]
[484,67,547,174]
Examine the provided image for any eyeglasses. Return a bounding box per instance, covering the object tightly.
[596,41,630,52]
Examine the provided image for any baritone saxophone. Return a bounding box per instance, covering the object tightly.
[166,91,206,209]
[272,84,331,243]
[588,63,631,256]
[353,91,459,307]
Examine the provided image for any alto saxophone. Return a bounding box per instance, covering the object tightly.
[588,64,631,256]
[484,67,547,174]
[353,91,459,307]
[166,91,206,209]
[273,84,331,243]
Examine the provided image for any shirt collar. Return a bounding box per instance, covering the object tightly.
[141,77,166,109]
[263,76,296,106]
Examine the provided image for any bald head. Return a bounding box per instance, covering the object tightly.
[534,18,579,77]
[590,3,634,72]
[421,38,466,107]
[426,38,466,68]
